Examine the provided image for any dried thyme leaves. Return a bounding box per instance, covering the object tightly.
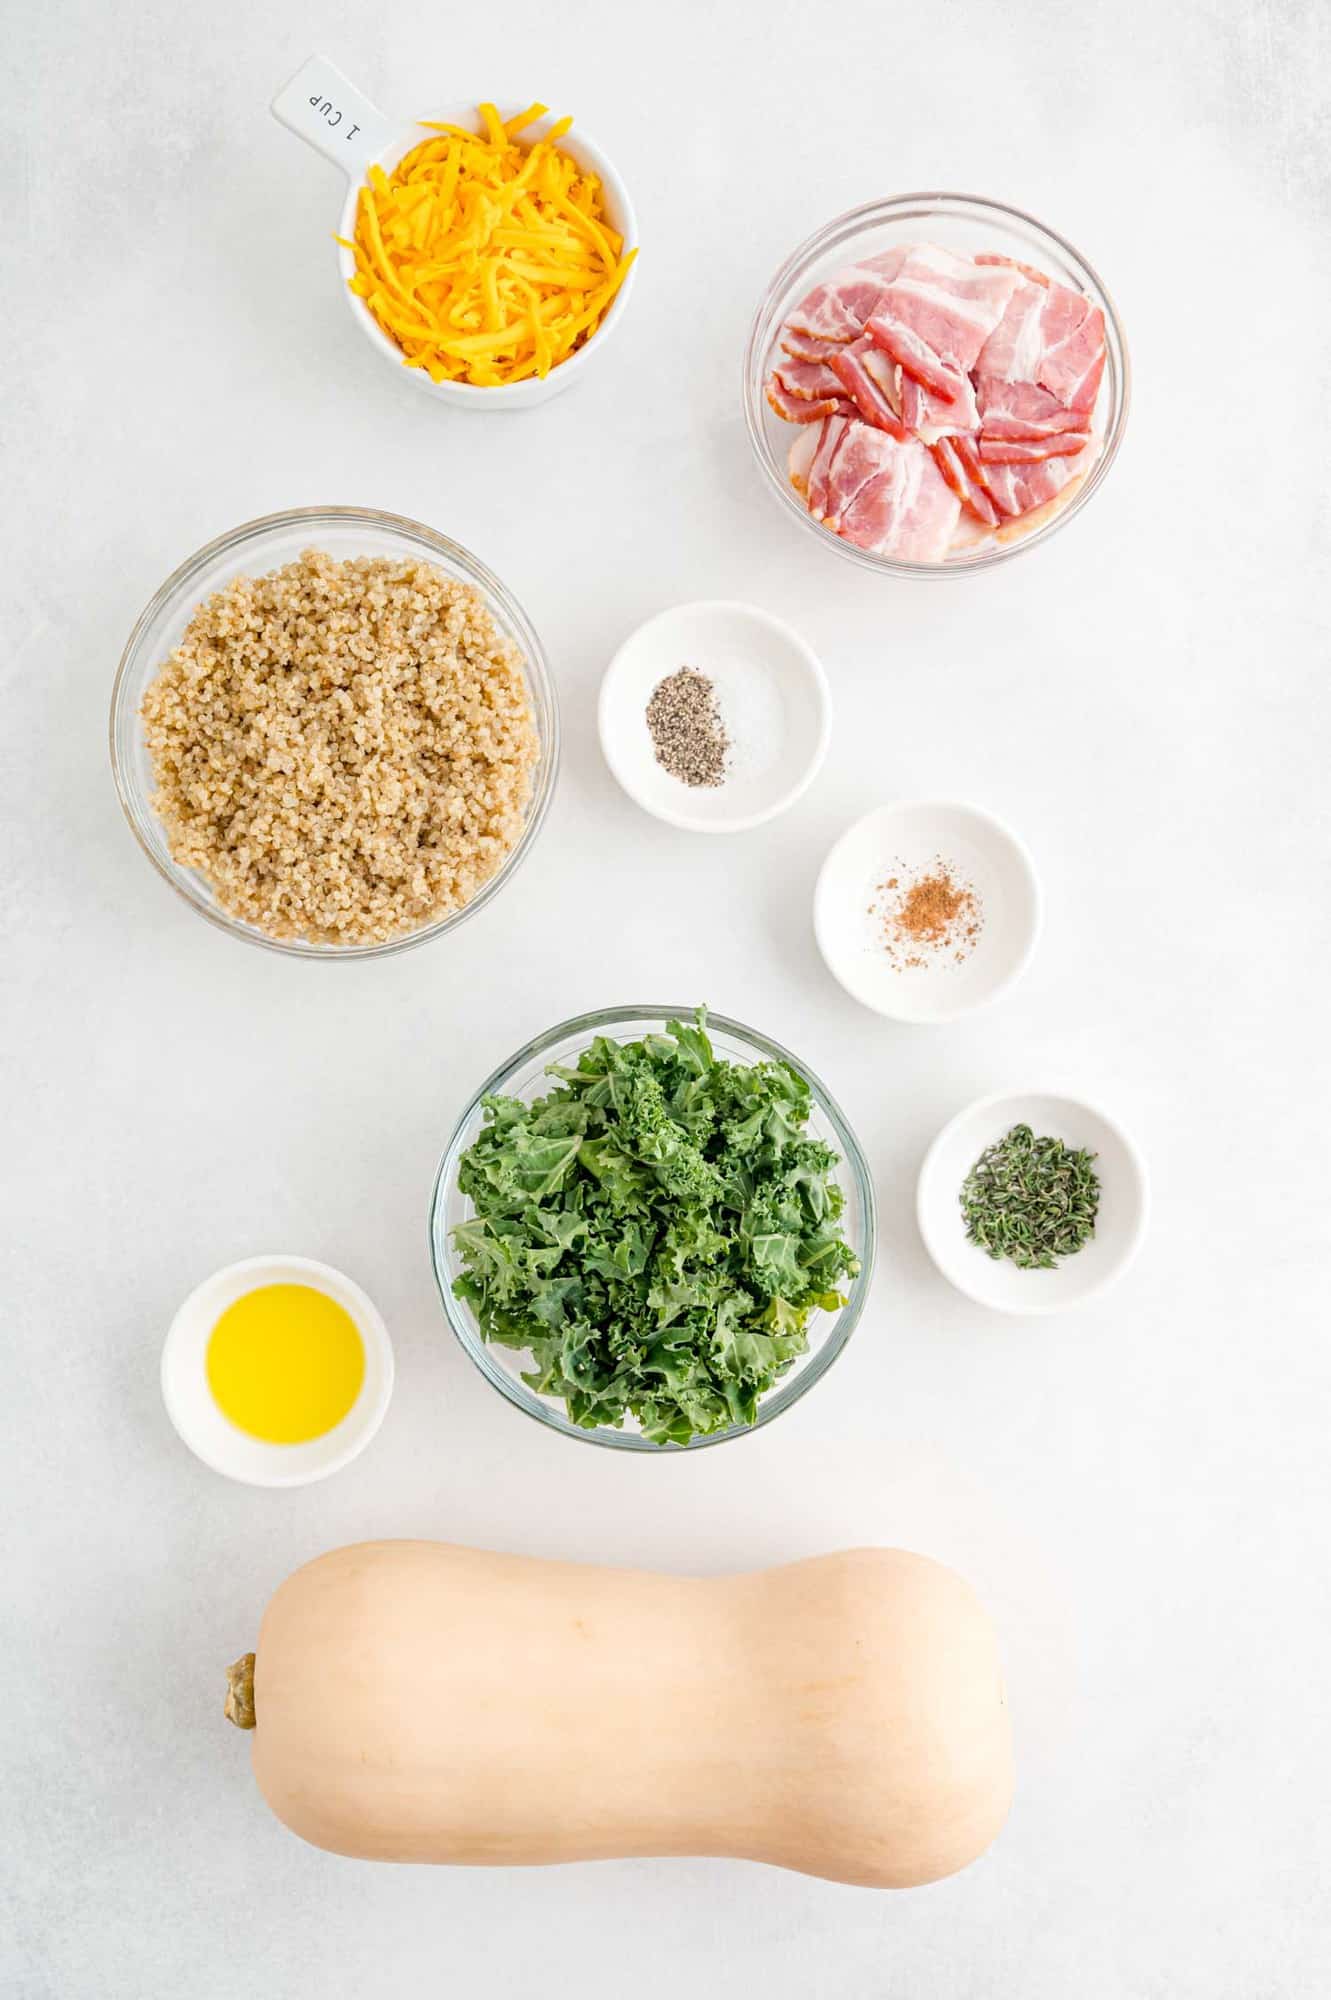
[960,1123,1101,1270]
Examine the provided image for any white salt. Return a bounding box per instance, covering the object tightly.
[704,656,787,784]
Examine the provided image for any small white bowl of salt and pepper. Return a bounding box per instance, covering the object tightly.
[598,601,831,832]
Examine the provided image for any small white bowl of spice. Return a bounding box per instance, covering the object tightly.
[814,800,1041,1022]
[598,601,831,832]
[917,1091,1149,1314]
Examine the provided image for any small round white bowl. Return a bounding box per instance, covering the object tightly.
[335,107,637,411]
[160,1255,394,1487]
[814,800,1041,1022]
[917,1091,1149,1315]
[273,60,638,410]
[598,601,832,833]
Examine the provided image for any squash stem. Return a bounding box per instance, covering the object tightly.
[224,1652,257,1730]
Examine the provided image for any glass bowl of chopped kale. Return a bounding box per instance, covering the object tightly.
[429,1007,875,1449]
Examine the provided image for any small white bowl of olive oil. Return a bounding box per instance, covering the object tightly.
[160,1255,394,1487]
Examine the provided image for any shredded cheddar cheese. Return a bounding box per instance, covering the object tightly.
[341,102,637,387]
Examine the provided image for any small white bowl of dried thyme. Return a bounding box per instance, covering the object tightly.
[917,1091,1149,1315]
[111,507,558,958]
[598,600,831,833]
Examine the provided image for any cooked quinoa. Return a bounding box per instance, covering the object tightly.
[140,550,539,945]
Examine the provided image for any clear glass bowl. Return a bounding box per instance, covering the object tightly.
[742,193,1130,577]
[429,1006,877,1451]
[109,506,559,959]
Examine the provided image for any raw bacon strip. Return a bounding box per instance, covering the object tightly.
[982,438,1092,520]
[975,252,1050,287]
[890,245,1020,362]
[975,277,1045,383]
[952,434,993,492]
[772,358,847,403]
[1037,291,1106,412]
[931,437,1000,527]
[807,417,897,529]
[858,247,912,279]
[994,466,1091,545]
[806,416,853,522]
[980,390,1092,442]
[780,326,846,366]
[827,337,910,440]
[837,433,961,562]
[896,371,923,431]
[816,419,913,530]
[865,311,968,399]
[897,366,980,441]
[787,422,821,495]
[974,275,1107,432]
[787,267,889,343]
[866,246,1020,383]
[785,283,862,343]
[766,377,856,423]
[783,249,910,345]
[786,284,860,343]
[979,431,1091,464]
[1064,339,1106,421]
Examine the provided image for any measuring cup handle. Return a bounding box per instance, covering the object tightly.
[271,54,391,181]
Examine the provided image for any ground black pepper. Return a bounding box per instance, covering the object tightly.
[645,667,730,788]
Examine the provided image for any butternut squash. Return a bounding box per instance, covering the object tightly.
[227,1540,1012,1889]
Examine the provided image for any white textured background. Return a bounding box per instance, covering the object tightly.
[5,1,1330,1994]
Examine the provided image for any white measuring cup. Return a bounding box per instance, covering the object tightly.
[272,55,640,410]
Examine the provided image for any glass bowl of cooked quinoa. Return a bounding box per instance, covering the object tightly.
[109,507,558,956]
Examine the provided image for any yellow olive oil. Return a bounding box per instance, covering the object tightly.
[206,1283,364,1444]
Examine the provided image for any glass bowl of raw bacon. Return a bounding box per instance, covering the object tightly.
[743,194,1129,574]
